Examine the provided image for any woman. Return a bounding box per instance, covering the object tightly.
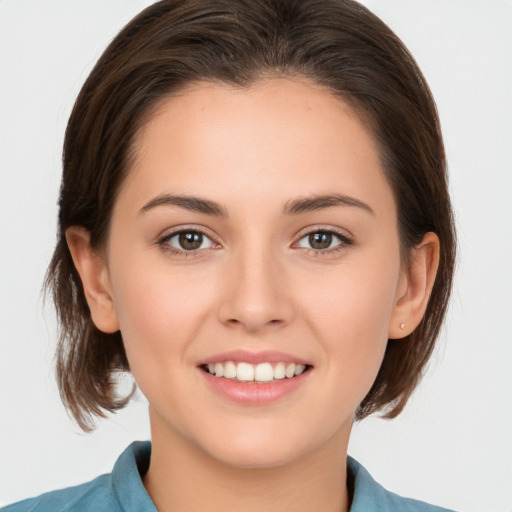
[3,0,459,510]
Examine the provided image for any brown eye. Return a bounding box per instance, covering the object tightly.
[308,232,333,250]
[296,230,351,253]
[179,232,203,250]
[163,230,215,252]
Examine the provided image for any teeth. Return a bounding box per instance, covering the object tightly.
[224,361,237,379]
[285,363,296,378]
[214,362,224,378]
[254,362,273,382]
[274,362,286,379]
[237,362,254,382]
[205,361,308,382]
[294,364,306,376]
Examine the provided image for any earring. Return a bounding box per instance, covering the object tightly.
[400,323,405,330]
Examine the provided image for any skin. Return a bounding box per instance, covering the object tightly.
[67,77,439,512]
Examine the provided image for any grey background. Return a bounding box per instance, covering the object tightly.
[1,1,511,510]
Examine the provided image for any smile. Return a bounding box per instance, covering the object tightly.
[203,361,309,383]
[198,351,313,404]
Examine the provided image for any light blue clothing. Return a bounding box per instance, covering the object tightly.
[3,441,457,511]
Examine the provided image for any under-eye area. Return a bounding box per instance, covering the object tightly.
[201,362,312,383]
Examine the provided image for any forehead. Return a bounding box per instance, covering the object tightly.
[121,77,394,218]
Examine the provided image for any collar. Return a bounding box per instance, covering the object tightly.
[111,442,447,512]
[111,441,156,511]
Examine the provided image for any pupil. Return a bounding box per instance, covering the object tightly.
[179,232,202,250]
[309,232,332,250]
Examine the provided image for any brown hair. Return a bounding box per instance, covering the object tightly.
[47,0,456,431]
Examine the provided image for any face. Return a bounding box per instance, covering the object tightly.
[102,78,406,468]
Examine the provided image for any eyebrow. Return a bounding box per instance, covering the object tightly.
[140,194,228,217]
[282,194,374,216]
[139,192,373,217]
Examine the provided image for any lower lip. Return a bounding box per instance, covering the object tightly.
[199,368,311,405]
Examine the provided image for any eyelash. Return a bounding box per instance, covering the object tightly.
[295,228,353,257]
[157,227,217,257]
[156,227,353,257]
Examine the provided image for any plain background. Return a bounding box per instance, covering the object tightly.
[1,1,511,510]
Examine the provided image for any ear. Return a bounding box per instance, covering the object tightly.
[388,232,440,339]
[66,226,120,334]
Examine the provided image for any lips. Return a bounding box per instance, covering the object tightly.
[198,350,312,404]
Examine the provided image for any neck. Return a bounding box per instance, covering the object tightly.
[143,416,351,512]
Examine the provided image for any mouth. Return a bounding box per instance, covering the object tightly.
[198,350,313,404]
[200,361,312,383]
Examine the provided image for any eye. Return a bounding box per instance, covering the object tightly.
[159,229,215,252]
[296,230,351,252]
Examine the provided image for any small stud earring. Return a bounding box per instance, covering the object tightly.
[400,323,405,330]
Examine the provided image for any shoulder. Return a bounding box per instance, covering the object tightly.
[348,456,459,512]
[1,475,116,512]
[2,441,154,512]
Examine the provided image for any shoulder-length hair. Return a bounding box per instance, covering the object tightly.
[47,0,456,431]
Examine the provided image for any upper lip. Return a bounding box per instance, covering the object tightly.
[197,349,312,366]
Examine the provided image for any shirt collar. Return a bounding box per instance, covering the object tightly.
[111,442,414,512]
[111,441,156,512]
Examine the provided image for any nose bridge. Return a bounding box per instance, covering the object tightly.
[217,235,292,332]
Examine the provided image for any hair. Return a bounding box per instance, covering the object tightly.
[46,0,456,431]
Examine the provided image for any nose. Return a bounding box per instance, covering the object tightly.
[216,245,294,333]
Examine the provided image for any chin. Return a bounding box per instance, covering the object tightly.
[212,443,301,470]
[199,423,328,470]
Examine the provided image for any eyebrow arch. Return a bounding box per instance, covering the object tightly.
[283,194,374,216]
[140,193,228,217]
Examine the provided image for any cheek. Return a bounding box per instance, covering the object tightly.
[108,254,217,379]
[302,254,398,333]
[296,252,400,392]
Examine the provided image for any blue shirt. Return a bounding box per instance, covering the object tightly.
[2,441,457,511]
